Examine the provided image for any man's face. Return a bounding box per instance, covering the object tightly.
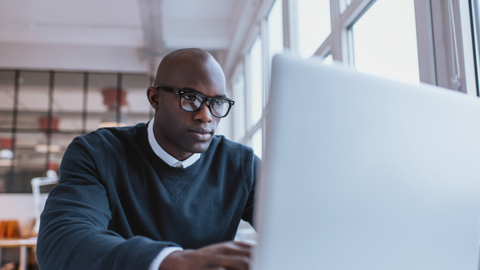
[148,55,227,160]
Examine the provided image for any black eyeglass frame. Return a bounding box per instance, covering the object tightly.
[154,85,235,118]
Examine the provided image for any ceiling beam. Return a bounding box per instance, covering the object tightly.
[139,0,167,57]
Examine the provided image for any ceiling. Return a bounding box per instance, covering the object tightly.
[0,0,241,52]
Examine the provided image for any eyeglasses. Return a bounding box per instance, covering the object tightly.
[154,85,235,118]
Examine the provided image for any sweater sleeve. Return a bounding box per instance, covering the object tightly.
[241,154,261,228]
[37,135,178,270]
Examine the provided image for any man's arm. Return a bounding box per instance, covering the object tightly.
[37,135,179,270]
[242,154,261,227]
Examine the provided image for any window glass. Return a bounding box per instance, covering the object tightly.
[53,72,84,132]
[351,0,420,84]
[233,72,246,142]
[0,70,150,193]
[268,0,284,68]
[249,37,263,126]
[341,0,353,13]
[8,133,46,193]
[17,72,50,130]
[252,128,262,159]
[0,132,13,193]
[0,71,15,129]
[297,0,331,58]
[324,54,333,65]
[87,73,119,130]
[123,74,151,125]
[472,0,480,96]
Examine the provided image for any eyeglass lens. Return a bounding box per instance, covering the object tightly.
[180,93,229,117]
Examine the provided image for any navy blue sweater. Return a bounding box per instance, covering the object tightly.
[37,122,259,270]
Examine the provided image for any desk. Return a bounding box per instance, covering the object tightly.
[0,238,37,270]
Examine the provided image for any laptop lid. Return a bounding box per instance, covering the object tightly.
[253,54,480,270]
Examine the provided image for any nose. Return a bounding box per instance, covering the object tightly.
[193,101,213,123]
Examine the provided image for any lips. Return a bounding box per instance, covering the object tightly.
[188,128,213,141]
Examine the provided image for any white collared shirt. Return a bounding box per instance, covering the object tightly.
[147,118,201,168]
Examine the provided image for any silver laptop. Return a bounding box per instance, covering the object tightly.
[252,54,480,270]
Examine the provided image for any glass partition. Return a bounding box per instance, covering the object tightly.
[0,71,15,129]
[123,74,152,125]
[0,70,150,193]
[53,72,85,132]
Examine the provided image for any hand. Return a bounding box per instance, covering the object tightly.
[159,241,252,270]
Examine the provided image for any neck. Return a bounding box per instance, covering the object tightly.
[153,125,193,161]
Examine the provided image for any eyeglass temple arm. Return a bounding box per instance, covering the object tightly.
[155,85,180,94]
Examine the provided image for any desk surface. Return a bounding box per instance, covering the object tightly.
[0,237,37,247]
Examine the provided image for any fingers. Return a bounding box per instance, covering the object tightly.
[180,241,252,270]
[201,242,251,270]
[209,254,250,270]
[233,241,254,248]
[218,242,251,257]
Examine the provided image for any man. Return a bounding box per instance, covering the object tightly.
[37,48,260,270]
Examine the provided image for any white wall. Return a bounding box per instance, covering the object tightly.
[0,194,48,237]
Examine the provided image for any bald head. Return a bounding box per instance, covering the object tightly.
[147,48,229,160]
[154,48,226,90]
[158,48,211,71]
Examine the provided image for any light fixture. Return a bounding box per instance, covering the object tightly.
[0,138,14,167]
[34,142,61,153]
[99,87,128,128]
[36,116,61,153]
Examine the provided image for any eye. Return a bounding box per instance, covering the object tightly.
[183,93,197,101]
[211,99,224,107]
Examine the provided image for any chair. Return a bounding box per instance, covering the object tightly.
[31,170,58,235]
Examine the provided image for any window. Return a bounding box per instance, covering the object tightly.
[233,72,246,142]
[0,70,151,193]
[472,0,480,96]
[248,37,263,126]
[123,74,152,124]
[252,128,262,159]
[87,73,118,129]
[341,0,353,13]
[350,0,420,84]
[0,71,15,128]
[268,0,284,68]
[228,0,474,158]
[296,0,331,58]
[53,72,84,131]
[324,54,333,65]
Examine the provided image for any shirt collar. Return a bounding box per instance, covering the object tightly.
[147,118,201,168]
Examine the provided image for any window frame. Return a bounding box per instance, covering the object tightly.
[226,0,479,154]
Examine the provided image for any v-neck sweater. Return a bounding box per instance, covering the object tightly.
[37,122,259,270]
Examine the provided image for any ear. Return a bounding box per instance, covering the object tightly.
[147,87,160,110]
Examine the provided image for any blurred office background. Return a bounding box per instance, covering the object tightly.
[0,0,479,267]
[0,0,478,194]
